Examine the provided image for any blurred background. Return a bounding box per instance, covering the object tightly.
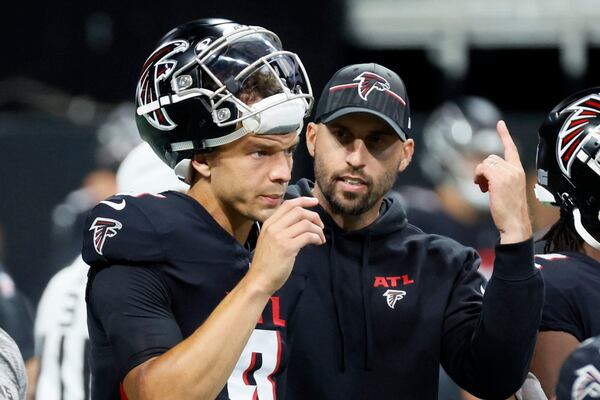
[1,0,599,306]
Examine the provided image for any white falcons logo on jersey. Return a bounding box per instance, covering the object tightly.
[572,365,600,400]
[89,217,122,255]
[383,289,406,309]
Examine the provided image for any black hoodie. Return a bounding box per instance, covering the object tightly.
[285,179,544,400]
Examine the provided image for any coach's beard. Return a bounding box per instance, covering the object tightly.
[314,158,397,217]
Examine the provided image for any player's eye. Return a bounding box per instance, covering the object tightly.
[284,145,298,157]
[251,151,268,159]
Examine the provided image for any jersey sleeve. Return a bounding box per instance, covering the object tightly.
[81,195,165,268]
[86,264,182,380]
[441,238,544,399]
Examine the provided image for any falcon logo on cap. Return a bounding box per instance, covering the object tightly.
[89,217,123,255]
[329,72,406,106]
[355,72,391,101]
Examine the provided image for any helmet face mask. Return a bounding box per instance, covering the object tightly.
[170,28,312,128]
[535,88,600,249]
[135,19,313,181]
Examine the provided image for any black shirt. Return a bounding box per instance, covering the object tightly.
[83,191,305,400]
[536,251,600,341]
[285,179,544,400]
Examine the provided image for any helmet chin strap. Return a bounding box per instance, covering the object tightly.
[572,208,600,251]
[174,159,193,184]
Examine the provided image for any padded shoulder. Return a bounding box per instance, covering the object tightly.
[82,193,170,267]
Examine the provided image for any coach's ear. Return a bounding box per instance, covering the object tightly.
[398,138,414,173]
[191,153,211,178]
[305,122,318,158]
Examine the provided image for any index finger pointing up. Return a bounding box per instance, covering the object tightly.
[497,120,521,165]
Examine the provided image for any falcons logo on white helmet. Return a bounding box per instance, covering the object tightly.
[383,289,406,309]
[89,217,122,255]
[572,365,600,400]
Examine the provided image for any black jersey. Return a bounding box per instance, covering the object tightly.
[82,191,305,400]
[535,252,600,341]
[284,179,544,400]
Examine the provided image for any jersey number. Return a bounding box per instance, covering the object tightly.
[227,329,282,400]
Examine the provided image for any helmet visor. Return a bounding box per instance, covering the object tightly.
[201,32,311,102]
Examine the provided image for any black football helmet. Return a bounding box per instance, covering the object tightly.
[135,18,313,182]
[535,87,600,250]
[420,96,504,210]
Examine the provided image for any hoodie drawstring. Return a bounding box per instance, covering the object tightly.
[328,230,347,371]
[330,229,375,372]
[361,232,374,370]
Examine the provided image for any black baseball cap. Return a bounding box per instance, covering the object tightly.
[555,335,600,399]
[315,63,411,141]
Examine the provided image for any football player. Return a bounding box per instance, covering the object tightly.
[530,87,600,398]
[34,142,187,400]
[284,63,544,399]
[82,18,322,399]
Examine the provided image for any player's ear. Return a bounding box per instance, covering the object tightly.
[398,138,414,173]
[305,122,318,158]
[191,153,211,178]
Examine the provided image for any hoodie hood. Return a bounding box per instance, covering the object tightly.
[287,178,409,371]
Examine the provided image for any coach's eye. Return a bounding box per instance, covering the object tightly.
[332,130,352,144]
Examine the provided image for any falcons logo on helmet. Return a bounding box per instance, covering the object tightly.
[89,217,122,256]
[571,365,600,400]
[557,94,600,177]
[329,72,406,105]
[136,40,189,131]
[383,289,406,309]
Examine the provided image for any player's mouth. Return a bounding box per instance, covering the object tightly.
[336,175,368,192]
[259,194,284,207]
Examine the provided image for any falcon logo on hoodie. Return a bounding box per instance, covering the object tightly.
[383,289,406,309]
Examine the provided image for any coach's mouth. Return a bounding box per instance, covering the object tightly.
[336,175,368,192]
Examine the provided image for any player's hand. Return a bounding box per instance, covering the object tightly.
[474,120,532,244]
[248,196,325,294]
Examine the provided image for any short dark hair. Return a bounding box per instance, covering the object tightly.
[238,70,283,106]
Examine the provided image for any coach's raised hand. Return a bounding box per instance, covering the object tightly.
[474,120,532,244]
